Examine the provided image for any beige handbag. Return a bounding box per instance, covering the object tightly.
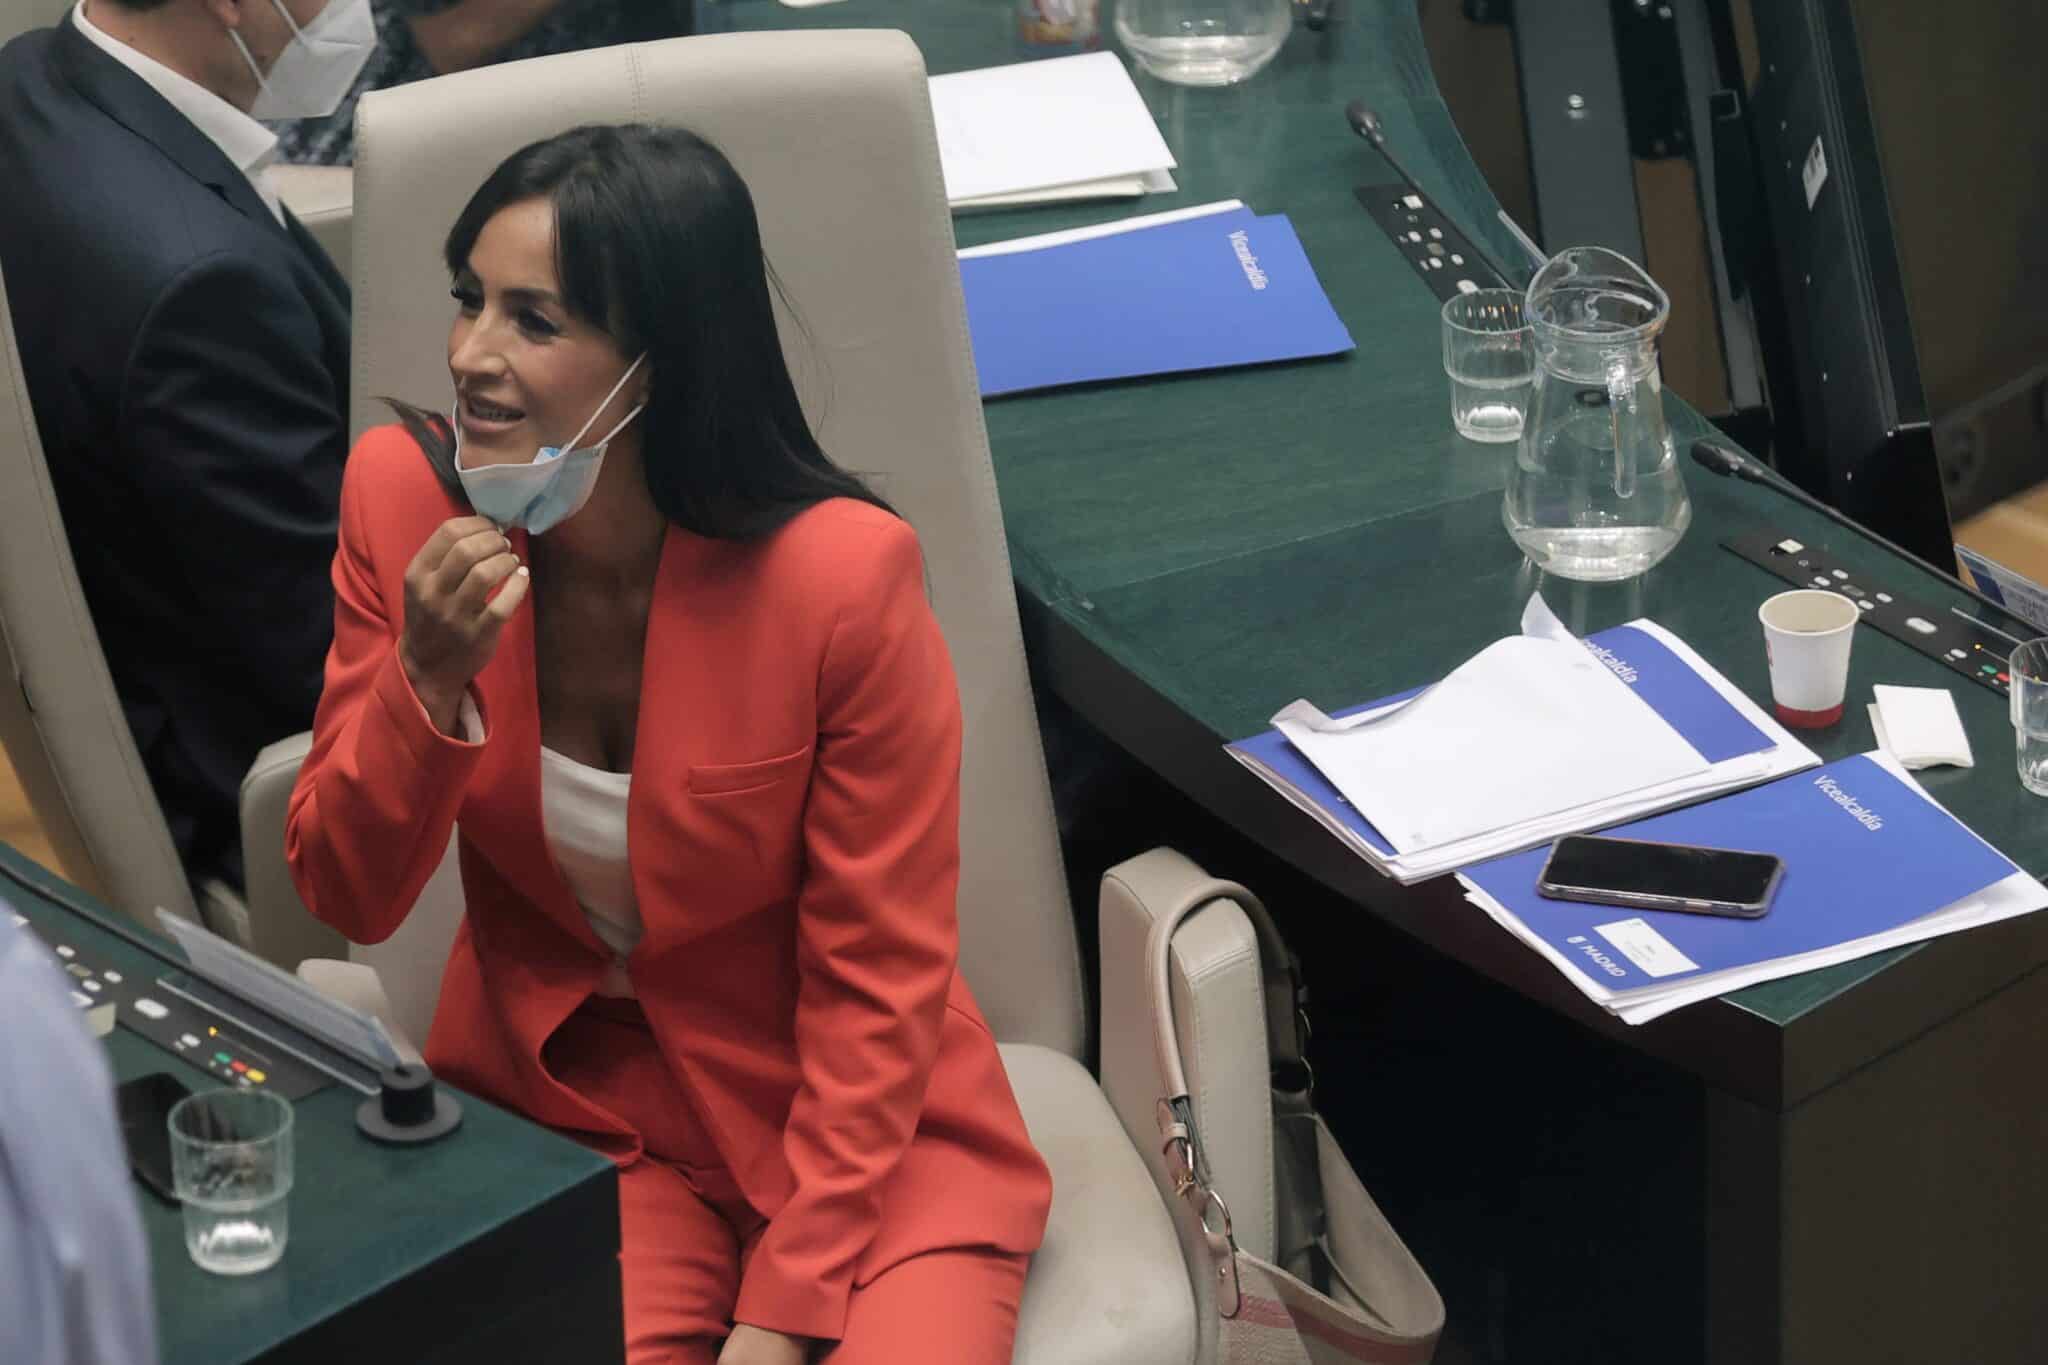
[1146,878,1446,1365]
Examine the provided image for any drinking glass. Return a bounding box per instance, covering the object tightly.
[1440,288,1533,444]
[169,1088,294,1275]
[2010,639,2048,795]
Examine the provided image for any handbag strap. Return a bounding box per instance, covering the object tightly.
[1145,875,1306,1315]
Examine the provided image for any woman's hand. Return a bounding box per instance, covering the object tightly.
[717,1324,811,1365]
[397,515,529,735]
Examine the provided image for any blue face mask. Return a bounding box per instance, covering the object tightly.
[453,355,647,534]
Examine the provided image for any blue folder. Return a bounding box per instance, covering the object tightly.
[1461,754,2019,990]
[1228,624,1776,859]
[959,210,1355,397]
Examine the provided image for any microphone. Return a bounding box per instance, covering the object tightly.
[1345,101,1518,287]
[1688,438,2030,629]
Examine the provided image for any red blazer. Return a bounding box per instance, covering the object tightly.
[287,426,1051,1340]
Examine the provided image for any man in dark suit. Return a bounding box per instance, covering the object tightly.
[0,1,364,893]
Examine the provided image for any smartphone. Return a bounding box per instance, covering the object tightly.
[115,1072,192,1205]
[1537,835,1785,919]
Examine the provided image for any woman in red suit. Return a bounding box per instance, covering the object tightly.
[286,125,1051,1365]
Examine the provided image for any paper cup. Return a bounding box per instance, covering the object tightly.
[1759,590,1860,728]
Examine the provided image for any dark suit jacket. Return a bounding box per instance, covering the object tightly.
[0,20,350,889]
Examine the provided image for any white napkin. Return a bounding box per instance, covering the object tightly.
[1869,685,1974,770]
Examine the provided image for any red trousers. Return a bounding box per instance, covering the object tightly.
[542,997,1031,1365]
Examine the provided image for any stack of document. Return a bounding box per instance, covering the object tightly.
[958,200,1354,396]
[930,52,1177,211]
[1227,595,1819,883]
[1458,752,2048,1023]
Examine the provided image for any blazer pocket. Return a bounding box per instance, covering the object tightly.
[688,744,814,797]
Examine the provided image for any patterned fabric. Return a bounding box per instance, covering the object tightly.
[275,0,684,165]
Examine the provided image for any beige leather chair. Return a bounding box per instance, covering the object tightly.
[268,163,354,279]
[281,29,1291,1363]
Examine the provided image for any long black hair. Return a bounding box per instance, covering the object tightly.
[391,124,891,538]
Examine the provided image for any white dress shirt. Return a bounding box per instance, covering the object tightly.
[72,0,285,225]
[0,911,159,1365]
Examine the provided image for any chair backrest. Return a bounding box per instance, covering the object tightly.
[0,0,76,48]
[348,31,1086,1055]
[0,260,201,927]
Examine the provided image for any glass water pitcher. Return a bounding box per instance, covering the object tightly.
[1503,247,1691,582]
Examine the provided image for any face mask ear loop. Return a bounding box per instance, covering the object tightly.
[555,354,648,454]
[269,0,309,43]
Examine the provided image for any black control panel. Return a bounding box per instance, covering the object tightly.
[1723,527,2023,697]
[10,904,329,1100]
[1354,183,1508,303]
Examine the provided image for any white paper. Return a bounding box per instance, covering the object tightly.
[953,167,1177,212]
[1594,918,1700,979]
[957,199,1244,259]
[1273,596,1709,853]
[1872,685,1974,770]
[1230,612,1818,884]
[928,52,1176,205]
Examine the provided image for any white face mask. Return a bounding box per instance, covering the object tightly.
[229,0,376,121]
[453,355,648,535]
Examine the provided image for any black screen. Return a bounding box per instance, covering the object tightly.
[1543,836,1781,906]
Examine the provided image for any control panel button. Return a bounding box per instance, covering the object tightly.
[1905,617,1937,635]
[81,979,101,994]
[102,970,122,984]
[133,998,169,1020]
[246,1070,267,1084]
[54,945,74,958]
[180,1033,201,1049]
[70,991,91,1008]
[1403,193,1424,209]
[1832,569,1849,580]
[213,1052,233,1066]
[1876,593,1894,603]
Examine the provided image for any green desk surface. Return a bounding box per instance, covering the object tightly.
[744,4,2048,1104]
[0,845,619,1365]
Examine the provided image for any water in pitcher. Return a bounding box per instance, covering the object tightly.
[1504,247,1691,582]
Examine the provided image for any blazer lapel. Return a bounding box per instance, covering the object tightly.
[51,20,276,232]
[462,529,610,956]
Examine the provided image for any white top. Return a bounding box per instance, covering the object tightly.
[0,915,158,1365]
[72,1,285,225]
[539,746,641,998]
